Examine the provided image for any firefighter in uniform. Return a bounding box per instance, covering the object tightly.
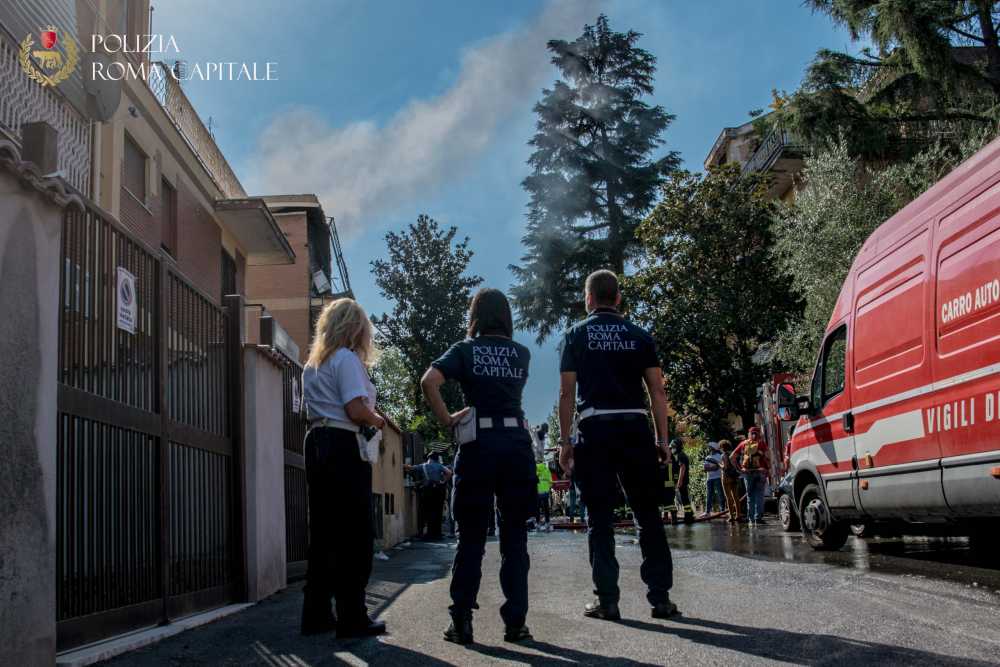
[558,270,679,621]
[421,288,536,645]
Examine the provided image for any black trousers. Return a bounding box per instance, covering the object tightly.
[450,428,536,626]
[302,427,373,624]
[576,416,673,606]
[421,484,446,538]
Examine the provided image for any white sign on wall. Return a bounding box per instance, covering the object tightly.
[116,267,137,334]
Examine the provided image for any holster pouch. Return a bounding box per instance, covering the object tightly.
[357,425,382,465]
[453,407,477,445]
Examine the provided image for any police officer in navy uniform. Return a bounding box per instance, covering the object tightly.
[558,270,679,621]
[421,288,536,645]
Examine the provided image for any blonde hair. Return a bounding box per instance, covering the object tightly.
[305,298,377,368]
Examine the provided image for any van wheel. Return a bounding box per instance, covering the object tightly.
[799,483,849,550]
[778,493,799,532]
[970,523,1000,555]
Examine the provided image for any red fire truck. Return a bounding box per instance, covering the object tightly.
[756,374,797,481]
[778,137,1000,551]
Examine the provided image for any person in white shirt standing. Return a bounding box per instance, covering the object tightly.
[300,298,386,639]
[701,441,726,518]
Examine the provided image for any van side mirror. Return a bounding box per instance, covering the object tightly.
[795,395,813,415]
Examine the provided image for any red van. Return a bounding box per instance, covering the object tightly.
[780,138,1000,550]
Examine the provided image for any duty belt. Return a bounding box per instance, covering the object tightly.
[307,417,359,433]
[478,416,529,430]
[578,407,648,422]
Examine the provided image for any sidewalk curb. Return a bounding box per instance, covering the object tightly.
[56,603,255,667]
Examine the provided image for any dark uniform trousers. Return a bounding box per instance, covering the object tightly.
[303,427,373,625]
[421,483,446,539]
[450,427,536,626]
[576,415,673,606]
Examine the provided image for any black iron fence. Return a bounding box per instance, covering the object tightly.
[268,345,309,578]
[56,200,242,650]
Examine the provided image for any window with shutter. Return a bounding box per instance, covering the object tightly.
[123,133,146,202]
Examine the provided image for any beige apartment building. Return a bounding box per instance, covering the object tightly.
[245,194,352,364]
[703,116,805,202]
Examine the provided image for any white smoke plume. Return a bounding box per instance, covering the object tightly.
[248,0,600,238]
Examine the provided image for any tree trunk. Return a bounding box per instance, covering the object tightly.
[975,1,1000,94]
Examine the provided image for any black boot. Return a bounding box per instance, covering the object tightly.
[337,616,387,638]
[504,625,533,642]
[651,598,680,619]
[301,603,336,636]
[583,599,621,621]
[444,614,474,644]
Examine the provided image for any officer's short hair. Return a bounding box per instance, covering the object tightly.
[428,451,440,461]
[468,288,514,338]
[585,270,620,307]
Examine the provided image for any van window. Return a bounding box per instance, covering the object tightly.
[823,328,847,404]
[812,326,847,411]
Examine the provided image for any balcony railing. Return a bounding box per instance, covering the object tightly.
[0,33,91,195]
[147,63,245,199]
[742,125,803,176]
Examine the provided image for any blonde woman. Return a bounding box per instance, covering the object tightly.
[300,298,386,638]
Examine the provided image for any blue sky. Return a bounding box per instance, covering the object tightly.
[153,0,854,426]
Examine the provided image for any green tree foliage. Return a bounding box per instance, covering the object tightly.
[371,346,415,428]
[772,142,894,375]
[511,14,679,340]
[370,214,483,440]
[545,405,561,449]
[774,133,992,376]
[629,164,801,438]
[777,0,1000,157]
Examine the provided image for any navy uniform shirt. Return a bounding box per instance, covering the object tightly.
[559,308,659,411]
[432,335,530,416]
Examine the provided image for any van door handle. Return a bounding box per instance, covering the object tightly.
[842,412,854,433]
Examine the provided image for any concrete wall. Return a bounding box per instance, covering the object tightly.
[0,169,69,665]
[372,423,418,549]
[242,347,287,601]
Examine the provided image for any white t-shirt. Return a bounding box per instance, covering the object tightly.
[705,451,723,481]
[302,347,376,423]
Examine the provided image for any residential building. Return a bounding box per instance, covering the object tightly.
[245,194,352,364]
[703,117,805,202]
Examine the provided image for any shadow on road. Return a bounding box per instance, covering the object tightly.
[615,615,997,666]
[465,639,661,666]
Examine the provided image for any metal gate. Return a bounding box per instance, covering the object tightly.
[273,345,308,579]
[55,200,243,650]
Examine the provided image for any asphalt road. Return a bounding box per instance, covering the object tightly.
[102,522,1000,666]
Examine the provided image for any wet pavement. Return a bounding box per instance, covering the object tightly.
[660,520,1000,592]
[101,522,1000,666]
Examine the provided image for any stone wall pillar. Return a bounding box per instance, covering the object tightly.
[0,140,82,665]
[242,346,288,601]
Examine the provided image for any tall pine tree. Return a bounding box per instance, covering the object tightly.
[777,1,1000,157]
[510,14,678,340]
